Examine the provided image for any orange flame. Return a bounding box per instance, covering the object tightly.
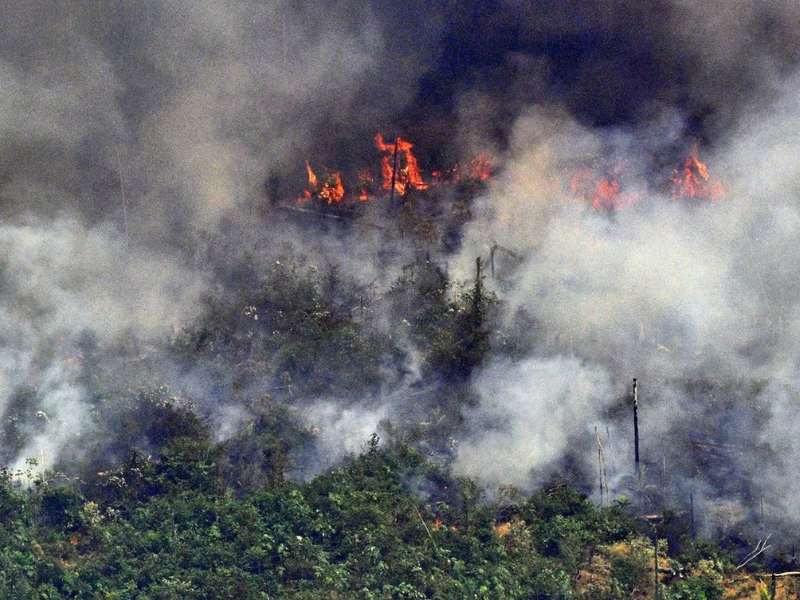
[358,170,374,201]
[319,172,345,204]
[375,133,429,195]
[671,145,725,200]
[298,162,345,204]
[430,155,493,185]
[293,135,493,205]
[305,161,317,189]
[571,166,639,210]
[469,155,492,181]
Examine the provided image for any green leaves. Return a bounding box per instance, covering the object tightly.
[390,258,496,381]
[175,256,389,399]
[0,428,738,599]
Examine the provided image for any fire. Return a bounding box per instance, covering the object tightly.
[570,146,726,211]
[357,170,374,201]
[305,161,317,190]
[292,134,493,206]
[375,133,429,195]
[469,155,493,181]
[298,162,345,204]
[570,165,640,210]
[319,172,345,204]
[670,144,725,200]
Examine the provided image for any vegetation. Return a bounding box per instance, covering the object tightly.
[0,433,750,599]
[0,244,784,597]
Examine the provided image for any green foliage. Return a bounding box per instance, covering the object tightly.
[600,535,658,597]
[90,388,209,468]
[390,258,496,381]
[40,486,86,531]
[663,547,727,600]
[174,257,389,398]
[220,398,315,492]
[666,574,725,600]
[0,441,748,599]
[520,484,637,573]
[677,537,733,571]
[1,385,45,465]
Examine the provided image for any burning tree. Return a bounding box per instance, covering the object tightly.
[375,133,429,197]
[670,144,725,200]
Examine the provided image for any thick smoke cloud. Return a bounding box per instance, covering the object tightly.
[412,0,800,154]
[0,0,442,471]
[454,357,613,485]
[452,70,800,540]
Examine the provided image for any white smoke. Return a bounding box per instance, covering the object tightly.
[0,0,441,471]
[451,73,800,514]
[304,400,388,476]
[8,364,87,476]
[454,356,614,487]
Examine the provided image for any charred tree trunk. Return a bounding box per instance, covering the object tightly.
[633,378,640,480]
[389,136,400,207]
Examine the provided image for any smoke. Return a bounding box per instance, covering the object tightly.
[9,364,87,476]
[303,400,389,476]
[418,0,800,149]
[451,55,800,542]
[454,356,614,486]
[0,0,443,470]
[3,0,800,550]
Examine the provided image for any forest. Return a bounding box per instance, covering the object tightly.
[4,1,800,598]
[0,215,792,598]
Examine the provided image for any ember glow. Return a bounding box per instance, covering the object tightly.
[569,146,725,211]
[468,155,493,181]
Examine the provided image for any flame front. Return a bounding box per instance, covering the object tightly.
[299,162,345,204]
[292,134,493,206]
[569,146,726,211]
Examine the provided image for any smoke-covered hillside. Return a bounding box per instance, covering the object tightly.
[3,0,800,561]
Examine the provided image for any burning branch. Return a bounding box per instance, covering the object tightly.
[298,162,345,204]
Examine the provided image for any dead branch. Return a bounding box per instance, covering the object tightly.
[736,535,772,570]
